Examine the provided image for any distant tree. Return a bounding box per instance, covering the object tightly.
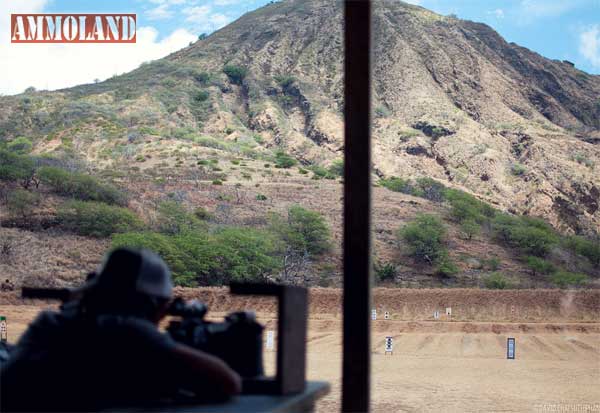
[399,214,447,264]
[223,65,248,85]
[7,137,33,154]
[7,189,40,220]
[198,33,208,40]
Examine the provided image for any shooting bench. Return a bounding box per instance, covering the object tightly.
[126,381,330,413]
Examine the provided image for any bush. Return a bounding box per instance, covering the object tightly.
[460,219,480,240]
[484,273,512,289]
[328,159,344,177]
[6,189,40,219]
[7,137,33,154]
[223,65,248,85]
[379,176,411,193]
[375,261,396,282]
[58,201,142,237]
[510,163,526,176]
[525,256,555,275]
[445,189,495,224]
[310,165,335,180]
[413,177,447,202]
[194,207,212,221]
[492,214,558,257]
[37,166,126,206]
[550,271,588,288]
[564,235,600,268]
[274,75,295,89]
[192,90,209,103]
[256,194,267,201]
[274,151,297,169]
[156,201,207,235]
[482,257,501,271]
[112,227,280,286]
[0,150,35,186]
[399,214,447,264]
[436,253,459,276]
[270,205,331,256]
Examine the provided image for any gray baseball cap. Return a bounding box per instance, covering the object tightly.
[87,248,173,300]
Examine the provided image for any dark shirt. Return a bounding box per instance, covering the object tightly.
[1,309,180,412]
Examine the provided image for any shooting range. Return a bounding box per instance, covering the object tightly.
[0,316,6,342]
[371,309,377,320]
[507,338,516,359]
[384,337,393,355]
[384,311,390,320]
[266,330,274,351]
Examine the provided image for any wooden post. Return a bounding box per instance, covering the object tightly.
[342,1,372,412]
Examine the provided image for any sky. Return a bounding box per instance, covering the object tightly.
[0,0,599,95]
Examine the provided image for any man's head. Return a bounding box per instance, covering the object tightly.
[83,248,173,322]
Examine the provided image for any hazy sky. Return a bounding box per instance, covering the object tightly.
[1,0,599,95]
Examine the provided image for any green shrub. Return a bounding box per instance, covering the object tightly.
[58,201,142,237]
[156,201,207,235]
[525,256,556,275]
[256,194,267,201]
[274,74,295,89]
[484,273,512,289]
[510,163,526,176]
[194,207,212,221]
[113,227,280,286]
[550,271,588,288]
[460,219,480,240]
[492,214,558,257]
[379,176,411,193]
[310,165,335,180]
[223,65,248,85]
[399,214,447,264]
[38,166,126,206]
[270,205,331,255]
[564,235,600,268]
[413,177,447,202]
[375,261,396,282]
[0,150,35,185]
[436,253,459,276]
[192,90,209,103]
[212,180,223,185]
[482,257,501,271]
[6,189,40,219]
[298,168,308,175]
[445,189,495,224]
[7,137,33,154]
[328,159,344,177]
[274,151,297,169]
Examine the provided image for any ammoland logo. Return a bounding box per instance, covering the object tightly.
[11,14,136,43]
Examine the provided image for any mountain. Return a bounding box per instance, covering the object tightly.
[1,0,598,235]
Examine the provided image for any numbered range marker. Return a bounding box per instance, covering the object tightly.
[384,311,390,320]
[507,337,516,359]
[266,330,274,351]
[385,336,393,354]
[0,316,6,343]
[371,309,377,321]
[433,310,440,320]
[446,307,452,316]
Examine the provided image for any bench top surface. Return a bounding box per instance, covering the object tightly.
[134,381,331,413]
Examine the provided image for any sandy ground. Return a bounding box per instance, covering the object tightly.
[2,289,599,412]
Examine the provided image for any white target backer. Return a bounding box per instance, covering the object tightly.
[266,330,274,350]
[371,309,377,320]
[385,336,393,354]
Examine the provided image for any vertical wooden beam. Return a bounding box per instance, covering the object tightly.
[342,1,372,412]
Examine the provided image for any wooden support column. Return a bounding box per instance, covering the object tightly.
[342,1,372,412]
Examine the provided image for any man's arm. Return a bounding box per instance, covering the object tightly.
[168,343,242,400]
